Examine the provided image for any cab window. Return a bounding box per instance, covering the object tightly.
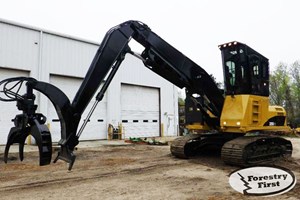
[226,61,235,86]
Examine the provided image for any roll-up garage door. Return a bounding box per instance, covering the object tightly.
[121,84,160,138]
[0,68,29,144]
[48,75,107,142]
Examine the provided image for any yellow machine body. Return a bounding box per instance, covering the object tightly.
[171,42,293,165]
[220,94,291,133]
[186,123,210,133]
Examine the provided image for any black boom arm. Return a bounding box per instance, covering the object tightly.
[72,20,224,138]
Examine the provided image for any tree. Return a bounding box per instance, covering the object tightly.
[210,74,223,90]
[289,61,300,126]
[269,61,300,126]
[269,63,289,105]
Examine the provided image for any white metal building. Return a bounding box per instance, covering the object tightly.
[0,19,179,144]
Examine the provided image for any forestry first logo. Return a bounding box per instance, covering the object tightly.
[229,166,296,196]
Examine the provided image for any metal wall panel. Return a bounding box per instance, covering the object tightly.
[0,22,39,71]
[42,33,98,77]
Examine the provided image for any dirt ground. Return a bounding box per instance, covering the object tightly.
[0,138,299,200]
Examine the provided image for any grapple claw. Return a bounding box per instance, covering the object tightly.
[53,146,76,171]
[1,79,53,167]
[4,116,52,166]
[4,126,29,163]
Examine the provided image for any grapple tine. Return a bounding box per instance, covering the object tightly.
[19,141,25,161]
[30,119,52,166]
[4,126,29,163]
[53,146,76,170]
[4,142,11,163]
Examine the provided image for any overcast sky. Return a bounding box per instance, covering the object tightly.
[0,0,299,82]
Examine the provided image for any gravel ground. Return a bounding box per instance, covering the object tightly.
[0,137,299,200]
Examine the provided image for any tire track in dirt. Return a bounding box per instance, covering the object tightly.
[0,162,184,192]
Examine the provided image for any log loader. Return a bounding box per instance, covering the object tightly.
[0,20,292,170]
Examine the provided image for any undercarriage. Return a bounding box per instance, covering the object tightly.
[170,132,293,166]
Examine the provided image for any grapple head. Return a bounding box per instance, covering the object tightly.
[4,114,52,166]
[1,77,52,166]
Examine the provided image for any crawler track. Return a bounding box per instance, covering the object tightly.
[171,134,293,167]
[170,133,239,158]
[170,134,202,158]
[221,136,293,166]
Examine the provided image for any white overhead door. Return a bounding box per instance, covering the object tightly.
[121,84,160,138]
[48,75,107,142]
[0,68,29,144]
